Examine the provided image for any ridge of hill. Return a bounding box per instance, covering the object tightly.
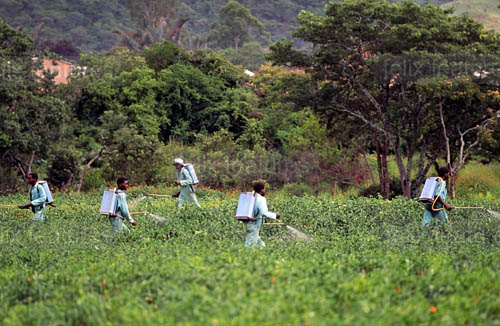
[0,0,497,53]
[442,0,500,31]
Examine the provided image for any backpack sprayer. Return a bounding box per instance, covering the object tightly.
[38,181,55,207]
[419,177,500,219]
[418,177,446,211]
[99,189,134,222]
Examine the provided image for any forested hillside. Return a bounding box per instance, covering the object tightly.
[0,0,133,53]
[0,0,459,54]
[0,0,329,53]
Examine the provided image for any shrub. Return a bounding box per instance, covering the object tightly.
[360,178,403,199]
[47,149,79,189]
[81,168,106,191]
[281,182,314,196]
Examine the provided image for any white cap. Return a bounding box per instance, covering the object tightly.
[173,158,184,165]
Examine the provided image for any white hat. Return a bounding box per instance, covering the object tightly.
[173,158,184,165]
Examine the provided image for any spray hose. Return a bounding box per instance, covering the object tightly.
[430,179,489,212]
[431,177,446,212]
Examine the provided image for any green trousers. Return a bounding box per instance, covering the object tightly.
[109,216,130,234]
[422,206,449,226]
[31,206,46,222]
[244,219,265,248]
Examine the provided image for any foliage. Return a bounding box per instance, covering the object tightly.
[183,0,329,46]
[455,161,500,200]
[0,0,134,53]
[0,188,499,325]
[280,182,314,196]
[0,19,72,185]
[360,178,404,199]
[0,0,331,53]
[113,0,189,50]
[208,0,269,50]
[221,42,266,71]
[47,148,79,189]
[267,0,500,199]
[3,0,498,56]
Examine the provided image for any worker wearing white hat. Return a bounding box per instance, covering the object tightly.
[173,158,201,208]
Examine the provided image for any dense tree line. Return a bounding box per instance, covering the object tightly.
[0,0,456,54]
[1,0,499,197]
[0,17,352,193]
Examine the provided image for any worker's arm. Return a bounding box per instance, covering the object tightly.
[436,196,454,210]
[258,197,279,220]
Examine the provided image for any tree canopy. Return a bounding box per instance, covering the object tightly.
[268,0,500,198]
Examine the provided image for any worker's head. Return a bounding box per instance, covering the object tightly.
[117,176,129,191]
[173,158,184,171]
[253,182,266,196]
[27,173,38,186]
[438,167,450,181]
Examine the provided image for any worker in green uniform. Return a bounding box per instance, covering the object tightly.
[244,182,281,248]
[422,167,454,226]
[110,177,138,234]
[18,172,47,222]
[172,158,201,208]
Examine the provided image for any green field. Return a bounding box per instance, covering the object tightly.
[1,186,500,325]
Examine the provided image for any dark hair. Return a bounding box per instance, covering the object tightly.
[117,176,128,186]
[253,182,265,193]
[28,172,38,180]
[438,167,450,177]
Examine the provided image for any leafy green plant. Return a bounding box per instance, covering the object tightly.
[0,185,499,325]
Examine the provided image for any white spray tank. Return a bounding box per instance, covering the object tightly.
[99,189,118,215]
[183,163,199,185]
[37,181,54,205]
[235,192,257,221]
[418,177,442,204]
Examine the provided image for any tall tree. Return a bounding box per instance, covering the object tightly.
[421,76,500,198]
[113,0,189,50]
[268,0,500,199]
[208,0,269,50]
[0,19,71,183]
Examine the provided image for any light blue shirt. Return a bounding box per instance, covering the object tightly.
[115,189,134,223]
[253,193,277,221]
[26,182,46,212]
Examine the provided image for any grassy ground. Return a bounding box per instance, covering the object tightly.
[1,186,499,325]
[442,0,500,31]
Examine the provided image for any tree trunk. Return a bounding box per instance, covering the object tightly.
[60,172,74,192]
[5,151,30,182]
[361,150,376,185]
[77,148,118,193]
[393,137,412,199]
[375,135,390,199]
[437,104,497,199]
[449,173,456,200]
[27,151,35,175]
[411,141,436,198]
